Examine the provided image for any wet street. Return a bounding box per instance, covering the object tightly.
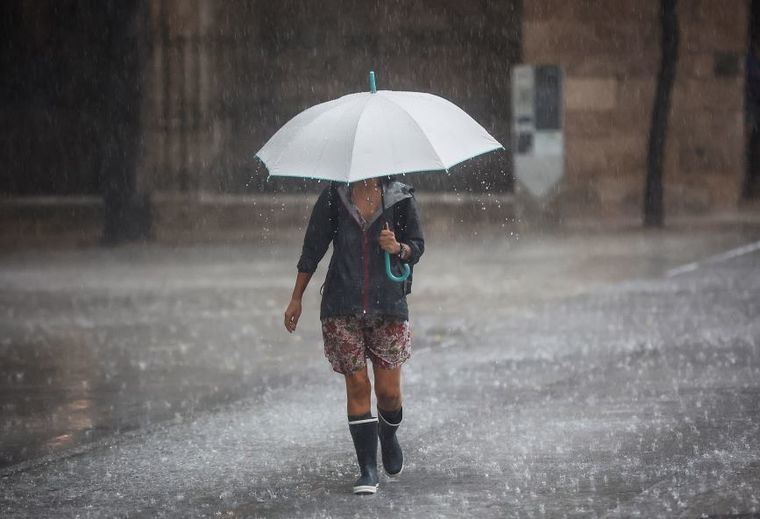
[1,224,759,517]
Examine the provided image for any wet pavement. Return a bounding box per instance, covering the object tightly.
[1,224,759,517]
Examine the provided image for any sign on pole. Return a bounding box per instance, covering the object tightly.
[512,65,564,199]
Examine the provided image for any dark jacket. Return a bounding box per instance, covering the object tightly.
[297,180,425,320]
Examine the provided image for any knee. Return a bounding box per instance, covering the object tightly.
[375,386,402,411]
[345,371,371,401]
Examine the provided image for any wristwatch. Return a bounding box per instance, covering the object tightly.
[397,243,407,260]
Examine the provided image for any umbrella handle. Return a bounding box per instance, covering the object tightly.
[385,251,410,282]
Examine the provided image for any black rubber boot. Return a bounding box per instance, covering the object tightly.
[348,417,379,494]
[378,407,404,476]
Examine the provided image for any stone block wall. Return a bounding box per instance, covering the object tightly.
[138,0,521,196]
[523,0,748,219]
[139,0,218,194]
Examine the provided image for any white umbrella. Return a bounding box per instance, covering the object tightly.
[256,72,504,282]
[255,72,503,182]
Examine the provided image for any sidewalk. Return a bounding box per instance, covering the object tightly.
[4,192,760,249]
[1,222,758,466]
[1,221,759,517]
[0,192,517,248]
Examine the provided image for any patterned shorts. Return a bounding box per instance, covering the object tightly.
[321,315,412,374]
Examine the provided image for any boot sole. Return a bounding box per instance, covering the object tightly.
[353,484,378,495]
[384,464,403,478]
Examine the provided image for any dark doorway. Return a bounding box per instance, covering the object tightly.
[0,2,146,198]
[745,0,760,199]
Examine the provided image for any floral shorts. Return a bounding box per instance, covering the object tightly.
[321,315,412,374]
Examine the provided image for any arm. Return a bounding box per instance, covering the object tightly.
[395,195,424,265]
[296,186,337,273]
[284,271,312,333]
[285,187,337,333]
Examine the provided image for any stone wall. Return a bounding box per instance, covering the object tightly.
[0,193,517,248]
[139,0,521,195]
[523,0,748,218]
[139,0,217,194]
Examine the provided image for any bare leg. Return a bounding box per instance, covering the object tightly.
[345,367,372,417]
[373,365,402,413]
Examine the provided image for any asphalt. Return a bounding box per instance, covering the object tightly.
[1,224,759,517]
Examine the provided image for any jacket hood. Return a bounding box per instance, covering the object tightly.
[335,180,414,229]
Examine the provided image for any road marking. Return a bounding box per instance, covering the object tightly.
[666,239,760,277]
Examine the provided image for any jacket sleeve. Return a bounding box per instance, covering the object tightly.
[297,186,337,273]
[396,195,425,266]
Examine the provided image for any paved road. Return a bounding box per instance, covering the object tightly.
[1,226,759,517]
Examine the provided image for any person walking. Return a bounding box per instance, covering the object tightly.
[283,176,424,495]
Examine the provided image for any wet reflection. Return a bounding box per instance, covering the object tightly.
[0,246,311,469]
[1,228,759,471]
[1,335,106,466]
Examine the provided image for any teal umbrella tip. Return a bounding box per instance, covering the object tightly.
[369,71,377,93]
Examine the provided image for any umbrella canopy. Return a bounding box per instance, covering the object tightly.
[256,86,503,183]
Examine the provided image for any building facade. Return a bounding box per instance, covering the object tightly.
[1,0,755,237]
[137,0,520,195]
[523,0,749,218]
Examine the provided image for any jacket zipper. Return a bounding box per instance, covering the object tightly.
[362,230,369,314]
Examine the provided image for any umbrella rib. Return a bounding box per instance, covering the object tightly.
[267,106,338,173]
[346,96,376,181]
[377,94,447,172]
[343,95,374,182]
[262,98,340,169]
[266,95,359,175]
[281,94,370,181]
